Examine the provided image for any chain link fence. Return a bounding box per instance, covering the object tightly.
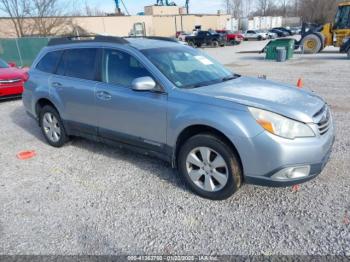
[0,37,50,67]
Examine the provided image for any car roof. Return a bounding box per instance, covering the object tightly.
[45,36,181,52]
[126,38,181,50]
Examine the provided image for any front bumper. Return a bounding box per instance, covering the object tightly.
[245,135,334,187]
[236,120,335,187]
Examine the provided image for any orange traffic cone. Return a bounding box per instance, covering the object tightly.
[297,78,303,89]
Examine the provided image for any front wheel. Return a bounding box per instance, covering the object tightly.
[301,33,323,54]
[40,105,68,147]
[211,40,219,48]
[188,41,196,48]
[178,134,242,200]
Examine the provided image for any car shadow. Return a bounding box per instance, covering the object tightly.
[9,105,187,193]
[0,96,22,102]
[9,104,46,143]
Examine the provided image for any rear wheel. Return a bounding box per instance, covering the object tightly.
[39,105,68,147]
[301,33,323,54]
[257,36,262,41]
[178,134,242,200]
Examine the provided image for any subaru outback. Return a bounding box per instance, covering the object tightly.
[23,36,335,200]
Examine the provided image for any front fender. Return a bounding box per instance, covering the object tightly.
[167,101,264,171]
[167,102,263,148]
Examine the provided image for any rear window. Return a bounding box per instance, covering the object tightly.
[56,48,97,81]
[36,50,63,73]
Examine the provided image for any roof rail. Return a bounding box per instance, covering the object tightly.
[48,35,129,46]
[128,36,179,43]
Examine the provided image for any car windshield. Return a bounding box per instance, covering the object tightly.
[142,47,238,89]
[0,59,9,68]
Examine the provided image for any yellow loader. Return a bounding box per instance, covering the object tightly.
[299,1,350,54]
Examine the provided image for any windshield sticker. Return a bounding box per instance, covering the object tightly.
[194,56,213,65]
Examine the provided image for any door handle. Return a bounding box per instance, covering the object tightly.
[96,91,112,101]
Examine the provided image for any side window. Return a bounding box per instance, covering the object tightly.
[36,50,63,73]
[101,49,153,87]
[56,48,97,81]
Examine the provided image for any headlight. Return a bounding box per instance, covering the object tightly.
[248,107,315,139]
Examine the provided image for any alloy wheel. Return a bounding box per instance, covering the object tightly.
[42,112,61,143]
[185,147,229,192]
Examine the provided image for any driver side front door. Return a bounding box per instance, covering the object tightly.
[95,48,168,156]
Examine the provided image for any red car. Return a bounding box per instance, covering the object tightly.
[0,58,28,99]
[216,30,244,45]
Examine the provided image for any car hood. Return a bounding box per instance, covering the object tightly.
[0,68,26,80]
[186,76,325,123]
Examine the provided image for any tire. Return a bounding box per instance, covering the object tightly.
[178,134,242,200]
[230,40,236,46]
[39,105,68,147]
[257,36,262,41]
[211,40,219,48]
[347,49,350,59]
[188,41,195,48]
[301,33,323,54]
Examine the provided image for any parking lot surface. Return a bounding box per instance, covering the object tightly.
[1,40,349,255]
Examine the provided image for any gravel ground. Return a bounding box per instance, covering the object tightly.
[0,40,349,255]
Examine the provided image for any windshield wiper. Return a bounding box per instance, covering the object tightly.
[221,74,241,82]
[184,83,208,89]
[183,74,241,89]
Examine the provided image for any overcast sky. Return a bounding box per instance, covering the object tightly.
[86,0,225,15]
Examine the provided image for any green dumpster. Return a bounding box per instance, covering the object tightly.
[265,38,295,60]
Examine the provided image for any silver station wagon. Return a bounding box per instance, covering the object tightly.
[23,36,335,200]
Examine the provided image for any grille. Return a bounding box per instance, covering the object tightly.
[314,105,331,136]
[0,78,22,84]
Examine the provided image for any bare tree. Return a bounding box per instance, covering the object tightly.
[279,0,287,17]
[29,0,72,36]
[256,0,270,16]
[243,0,253,17]
[0,0,74,37]
[299,0,339,24]
[0,0,30,37]
[232,0,243,18]
[81,0,105,16]
[223,0,243,18]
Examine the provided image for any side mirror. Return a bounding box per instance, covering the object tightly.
[8,61,17,68]
[131,77,156,91]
